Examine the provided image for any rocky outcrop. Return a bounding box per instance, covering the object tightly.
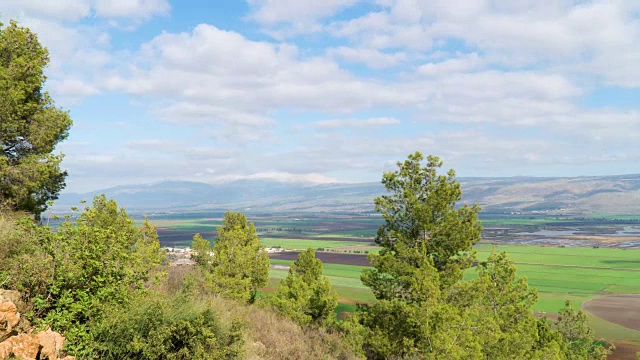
[0,293,74,360]
[0,301,20,341]
[0,290,21,305]
[0,333,40,360]
[37,329,67,360]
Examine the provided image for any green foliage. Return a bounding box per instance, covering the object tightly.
[357,251,567,359]
[0,21,72,218]
[330,314,368,358]
[467,252,540,357]
[192,211,269,303]
[192,232,212,267]
[355,153,589,359]
[269,248,338,325]
[0,195,163,354]
[88,292,244,360]
[556,301,612,359]
[137,217,167,285]
[363,152,482,295]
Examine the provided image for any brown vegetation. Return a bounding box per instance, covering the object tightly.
[229,300,356,360]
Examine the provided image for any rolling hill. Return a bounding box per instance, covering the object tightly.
[53,174,640,215]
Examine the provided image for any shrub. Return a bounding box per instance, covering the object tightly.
[0,196,164,354]
[88,292,244,359]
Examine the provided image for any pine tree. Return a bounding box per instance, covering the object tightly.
[355,153,580,359]
[0,21,73,218]
[270,248,338,325]
[191,211,269,303]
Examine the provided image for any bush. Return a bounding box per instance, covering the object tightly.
[0,196,164,354]
[268,248,338,326]
[244,303,358,360]
[88,292,244,360]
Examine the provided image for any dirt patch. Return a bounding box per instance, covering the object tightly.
[608,342,640,360]
[270,251,371,266]
[157,229,216,247]
[262,234,373,243]
[583,294,640,331]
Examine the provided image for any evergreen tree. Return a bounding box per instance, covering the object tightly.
[270,248,338,325]
[191,211,269,303]
[356,153,583,359]
[556,301,611,359]
[362,152,482,295]
[0,21,72,219]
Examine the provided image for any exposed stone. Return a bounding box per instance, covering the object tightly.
[0,301,20,341]
[0,293,72,360]
[0,333,40,360]
[37,328,65,360]
[0,291,20,305]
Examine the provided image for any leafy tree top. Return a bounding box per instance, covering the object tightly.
[0,20,72,218]
[191,211,269,303]
[364,152,482,298]
[270,248,338,325]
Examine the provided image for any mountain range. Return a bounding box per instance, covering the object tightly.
[52,174,640,215]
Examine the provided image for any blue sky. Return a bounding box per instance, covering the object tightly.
[2,1,640,192]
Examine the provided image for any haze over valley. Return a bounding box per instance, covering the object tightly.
[55,174,640,215]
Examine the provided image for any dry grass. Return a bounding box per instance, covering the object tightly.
[0,212,18,281]
[157,267,360,359]
[205,296,359,360]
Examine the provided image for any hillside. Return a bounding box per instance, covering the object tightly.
[53,174,640,215]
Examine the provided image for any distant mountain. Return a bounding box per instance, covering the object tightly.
[459,174,640,215]
[53,174,640,215]
[53,180,384,213]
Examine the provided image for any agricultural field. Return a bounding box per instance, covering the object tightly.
[143,210,640,249]
[263,244,640,348]
[472,245,640,317]
[146,211,640,354]
[143,212,381,247]
[260,238,366,250]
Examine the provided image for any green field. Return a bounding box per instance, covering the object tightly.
[265,243,640,341]
[478,217,568,226]
[260,238,367,249]
[472,244,640,313]
[152,213,640,341]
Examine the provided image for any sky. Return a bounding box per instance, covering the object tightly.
[1,0,640,193]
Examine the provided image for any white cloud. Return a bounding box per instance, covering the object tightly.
[0,0,170,22]
[50,78,100,101]
[126,139,174,151]
[0,0,91,22]
[126,140,237,161]
[328,46,408,68]
[247,0,361,24]
[213,171,339,184]
[106,24,421,144]
[328,10,434,50]
[315,117,400,128]
[318,1,640,86]
[417,53,482,76]
[8,0,640,190]
[93,0,170,19]
[66,154,115,163]
[156,103,275,127]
